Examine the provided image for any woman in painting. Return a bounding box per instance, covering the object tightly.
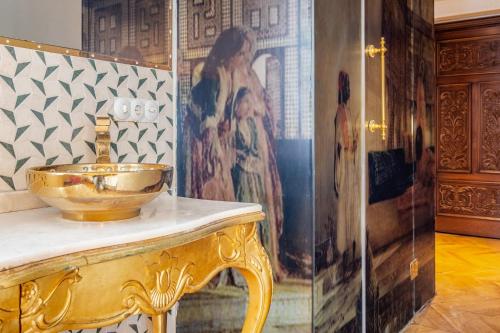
[231,87,272,260]
[333,71,359,272]
[186,27,286,280]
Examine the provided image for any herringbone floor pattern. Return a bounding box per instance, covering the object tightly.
[404,233,500,333]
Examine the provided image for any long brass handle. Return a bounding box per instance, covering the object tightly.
[365,37,388,141]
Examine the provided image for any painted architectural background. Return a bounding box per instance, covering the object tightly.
[82,0,173,67]
[176,0,313,331]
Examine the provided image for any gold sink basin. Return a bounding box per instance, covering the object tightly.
[26,163,173,222]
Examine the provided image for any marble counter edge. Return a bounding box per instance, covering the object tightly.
[0,195,264,287]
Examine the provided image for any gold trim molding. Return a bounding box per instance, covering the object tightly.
[435,9,500,24]
[0,14,172,71]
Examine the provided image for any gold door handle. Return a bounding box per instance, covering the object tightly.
[366,37,388,141]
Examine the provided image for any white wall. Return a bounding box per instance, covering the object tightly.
[0,0,82,49]
[435,0,500,23]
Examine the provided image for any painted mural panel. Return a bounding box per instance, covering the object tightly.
[176,0,313,331]
[314,0,362,332]
[365,0,435,332]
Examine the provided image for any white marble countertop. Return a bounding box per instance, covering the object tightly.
[0,194,261,272]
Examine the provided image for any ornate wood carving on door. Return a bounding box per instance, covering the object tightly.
[438,181,500,218]
[436,17,500,238]
[479,83,500,173]
[437,84,471,172]
[437,37,500,76]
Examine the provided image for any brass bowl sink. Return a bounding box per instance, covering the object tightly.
[26,163,173,222]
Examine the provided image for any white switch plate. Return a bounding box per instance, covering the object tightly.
[113,98,131,121]
[113,97,160,123]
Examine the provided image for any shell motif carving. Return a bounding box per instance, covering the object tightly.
[438,85,470,171]
[122,252,194,313]
[480,85,500,172]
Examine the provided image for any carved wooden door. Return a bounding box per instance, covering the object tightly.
[436,17,500,238]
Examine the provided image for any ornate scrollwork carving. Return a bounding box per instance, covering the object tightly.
[438,182,500,219]
[122,251,194,313]
[438,39,500,75]
[216,223,272,282]
[247,233,273,276]
[480,84,500,172]
[438,85,470,171]
[216,225,247,263]
[21,268,82,332]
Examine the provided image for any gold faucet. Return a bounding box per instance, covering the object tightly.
[96,116,111,163]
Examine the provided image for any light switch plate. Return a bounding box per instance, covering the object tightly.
[113,98,131,121]
[113,97,159,123]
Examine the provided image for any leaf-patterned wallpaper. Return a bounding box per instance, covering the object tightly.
[0,44,175,193]
[66,314,153,333]
[0,44,176,332]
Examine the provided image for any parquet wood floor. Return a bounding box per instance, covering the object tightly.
[403,233,500,333]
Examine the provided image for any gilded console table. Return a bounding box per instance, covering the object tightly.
[0,196,272,332]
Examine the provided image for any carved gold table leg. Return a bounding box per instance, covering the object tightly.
[152,313,167,333]
[237,231,273,333]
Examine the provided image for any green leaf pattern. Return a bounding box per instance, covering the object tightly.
[0,44,174,192]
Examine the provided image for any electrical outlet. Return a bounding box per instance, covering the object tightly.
[410,258,419,280]
[144,100,160,122]
[130,99,145,122]
[113,97,159,123]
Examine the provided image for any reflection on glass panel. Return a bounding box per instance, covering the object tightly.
[82,0,172,66]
